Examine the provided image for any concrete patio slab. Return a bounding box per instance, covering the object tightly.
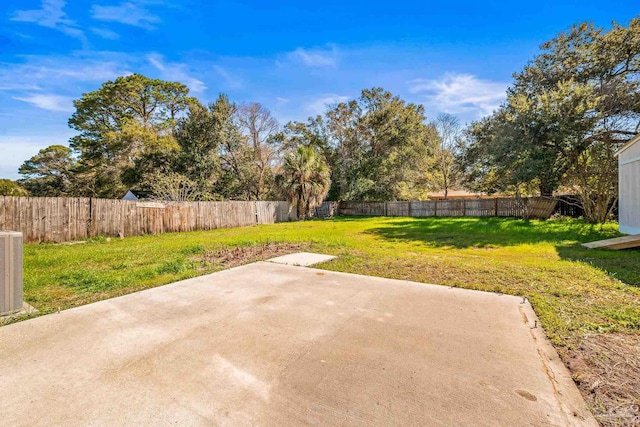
[266,251,336,266]
[0,257,596,426]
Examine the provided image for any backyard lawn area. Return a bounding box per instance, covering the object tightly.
[6,216,640,425]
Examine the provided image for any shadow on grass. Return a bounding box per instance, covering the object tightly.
[363,216,619,248]
[362,216,640,287]
[556,244,640,287]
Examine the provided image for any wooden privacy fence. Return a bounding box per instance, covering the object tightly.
[317,197,558,219]
[0,197,295,243]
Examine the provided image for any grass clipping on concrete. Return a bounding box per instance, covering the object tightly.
[8,216,640,425]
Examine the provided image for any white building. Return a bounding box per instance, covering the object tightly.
[616,135,640,235]
[121,190,151,201]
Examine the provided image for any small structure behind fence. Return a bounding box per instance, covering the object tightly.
[316,197,558,220]
[0,197,294,243]
[553,195,618,220]
[554,195,585,218]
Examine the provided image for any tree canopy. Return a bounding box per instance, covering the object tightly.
[68,73,195,197]
[277,88,439,201]
[20,77,444,208]
[277,146,331,219]
[19,145,77,196]
[461,17,639,221]
[0,179,28,196]
[15,17,639,224]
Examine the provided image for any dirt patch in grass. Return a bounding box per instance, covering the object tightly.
[200,241,309,268]
[565,333,640,427]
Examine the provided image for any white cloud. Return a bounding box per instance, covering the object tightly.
[0,82,42,91]
[148,55,206,94]
[306,94,350,116]
[12,0,86,43]
[12,94,75,112]
[147,56,164,70]
[90,27,120,40]
[289,46,338,67]
[12,0,70,28]
[409,73,508,117]
[213,65,243,90]
[52,62,130,81]
[275,97,289,103]
[92,1,161,29]
[0,55,131,94]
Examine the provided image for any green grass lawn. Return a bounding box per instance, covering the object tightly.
[11,216,640,347]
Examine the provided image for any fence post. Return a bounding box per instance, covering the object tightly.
[384,201,388,216]
[494,198,498,216]
[463,199,466,217]
[434,200,438,217]
[88,197,94,238]
[254,201,259,224]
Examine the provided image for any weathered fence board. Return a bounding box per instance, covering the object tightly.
[435,200,465,217]
[464,199,496,217]
[256,201,292,224]
[386,202,410,217]
[409,201,436,217]
[334,197,557,220]
[0,197,294,243]
[0,195,561,244]
[315,201,340,219]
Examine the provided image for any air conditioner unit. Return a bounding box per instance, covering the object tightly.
[1,231,23,316]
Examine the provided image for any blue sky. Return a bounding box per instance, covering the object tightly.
[0,1,638,179]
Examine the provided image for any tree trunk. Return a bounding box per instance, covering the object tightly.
[297,195,306,220]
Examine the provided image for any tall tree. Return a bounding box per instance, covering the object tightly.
[462,18,640,221]
[236,103,281,200]
[68,73,195,197]
[211,95,253,200]
[278,116,332,154]
[19,145,76,196]
[172,102,223,198]
[565,142,619,223]
[278,146,331,219]
[283,88,439,201]
[335,89,439,200]
[432,113,462,198]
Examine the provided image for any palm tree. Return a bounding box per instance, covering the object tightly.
[279,146,331,220]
